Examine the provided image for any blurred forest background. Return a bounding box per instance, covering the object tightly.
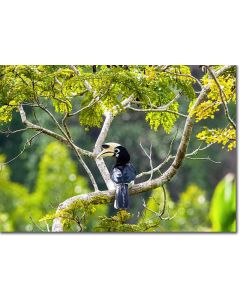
[0,65,236,232]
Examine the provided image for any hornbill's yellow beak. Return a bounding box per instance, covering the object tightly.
[96,142,121,159]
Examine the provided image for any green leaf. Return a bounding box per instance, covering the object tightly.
[209,174,236,232]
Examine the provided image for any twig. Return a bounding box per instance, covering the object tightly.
[206,66,236,129]
[45,221,50,232]
[137,128,179,179]
[186,156,221,163]
[0,131,42,168]
[0,127,29,137]
[163,69,203,89]
[139,142,154,181]
[186,143,213,157]
[62,112,72,140]
[128,106,187,118]
[29,216,46,232]
[159,185,167,217]
[142,188,175,221]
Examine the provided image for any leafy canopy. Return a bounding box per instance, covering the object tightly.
[0,65,236,150]
[0,65,195,133]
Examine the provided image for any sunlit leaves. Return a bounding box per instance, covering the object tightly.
[0,65,197,133]
[189,67,236,150]
[196,126,236,151]
[146,103,179,133]
[190,69,236,124]
[202,74,236,103]
[191,100,221,122]
[0,105,14,122]
[79,95,104,128]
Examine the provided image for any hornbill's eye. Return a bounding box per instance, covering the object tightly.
[114,148,120,157]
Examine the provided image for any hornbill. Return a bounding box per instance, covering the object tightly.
[97,143,136,210]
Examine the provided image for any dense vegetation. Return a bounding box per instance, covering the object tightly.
[0,65,236,232]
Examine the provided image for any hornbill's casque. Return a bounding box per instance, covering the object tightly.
[97,143,136,210]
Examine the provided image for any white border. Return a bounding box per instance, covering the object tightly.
[0,1,239,299]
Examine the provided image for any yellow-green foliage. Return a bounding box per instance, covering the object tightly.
[138,187,174,226]
[189,67,236,151]
[191,100,221,122]
[192,72,236,123]
[196,126,236,151]
[39,198,109,232]
[0,155,31,232]
[0,142,91,232]
[0,65,197,134]
[209,174,236,232]
[165,185,210,232]
[97,184,211,233]
[144,65,195,133]
[94,210,158,232]
[0,106,14,122]
[139,185,210,232]
[202,74,236,103]
[33,141,89,209]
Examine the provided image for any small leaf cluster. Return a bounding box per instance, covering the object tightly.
[191,71,236,123]
[94,210,158,232]
[190,67,236,150]
[196,126,236,151]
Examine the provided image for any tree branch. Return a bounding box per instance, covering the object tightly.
[0,127,29,137]
[18,105,93,157]
[128,106,187,118]
[18,104,99,191]
[137,128,178,179]
[93,111,115,189]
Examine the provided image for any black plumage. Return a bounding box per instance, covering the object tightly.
[111,146,136,209]
[97,143,136,210]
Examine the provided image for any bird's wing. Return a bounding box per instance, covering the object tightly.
[111,164,136,184]
[122,163,136,183]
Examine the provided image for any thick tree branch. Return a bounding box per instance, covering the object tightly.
[19,105,98,190]
[93,111,114,189]
[18,105,93,157]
